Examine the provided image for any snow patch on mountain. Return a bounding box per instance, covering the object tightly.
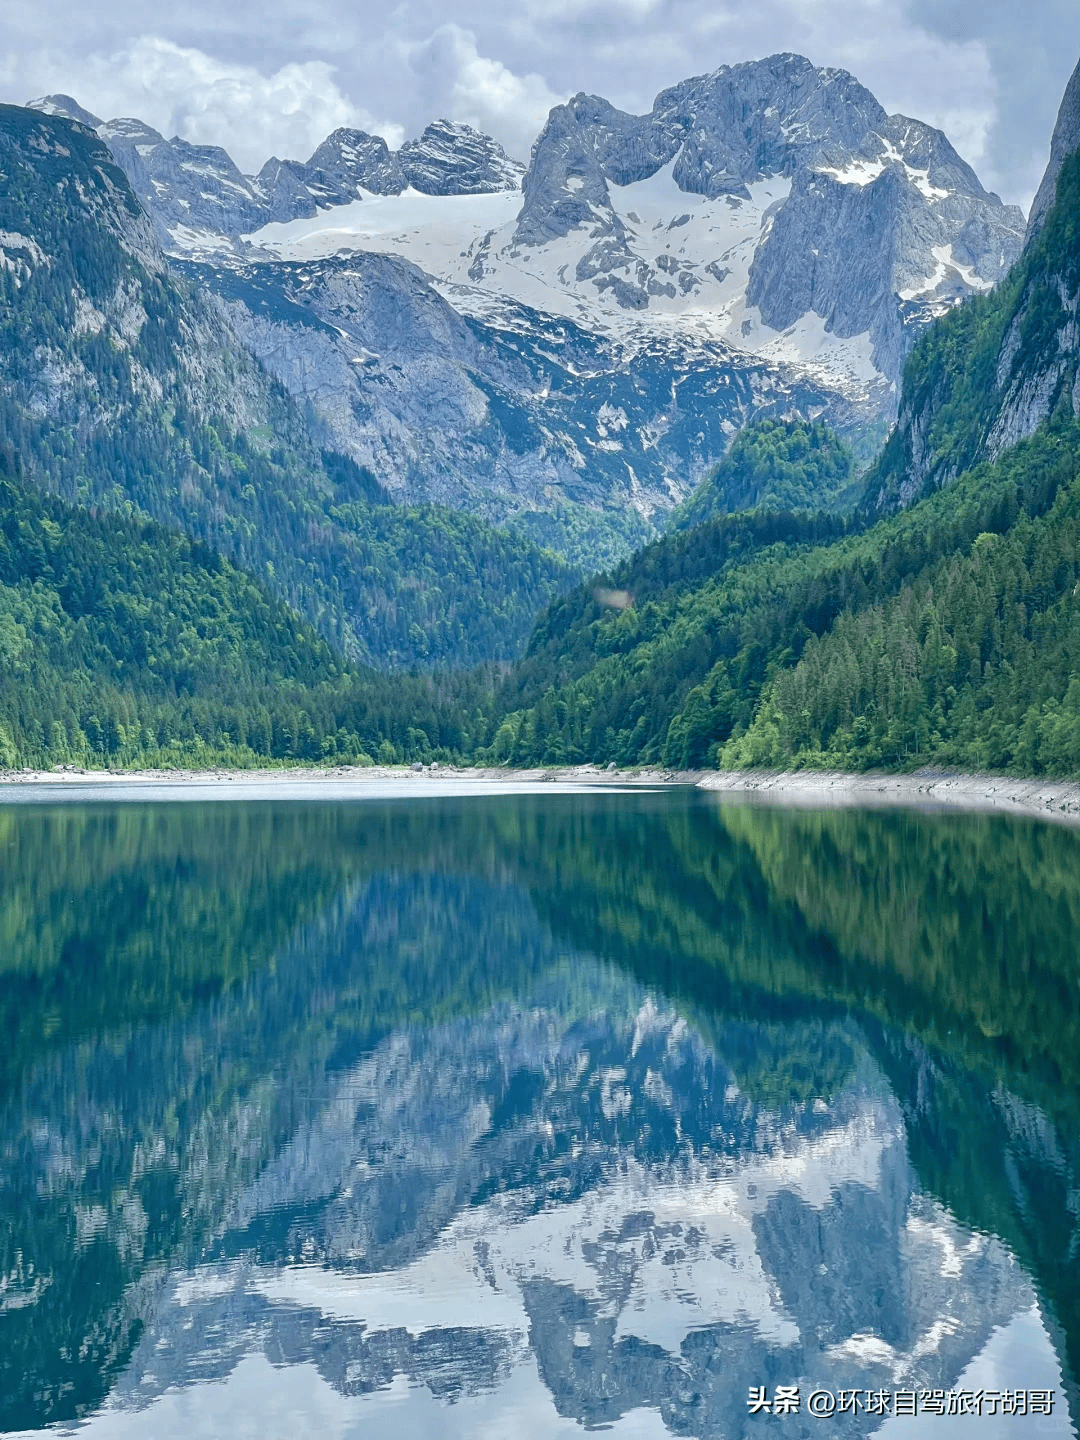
[816,138,949,200]
[249,187,521,274]
[236,56,1024,404]
[243,163,884,399]
[24,54,1027,522]
[897,244,995,303]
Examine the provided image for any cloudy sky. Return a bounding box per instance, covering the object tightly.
[2,0,1078,210]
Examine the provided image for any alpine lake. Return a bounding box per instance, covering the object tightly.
[1,779,1078,1439]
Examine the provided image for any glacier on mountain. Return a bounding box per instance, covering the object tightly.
[27,54,1026,521]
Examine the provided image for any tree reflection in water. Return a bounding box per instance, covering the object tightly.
[0,790,1077,1436]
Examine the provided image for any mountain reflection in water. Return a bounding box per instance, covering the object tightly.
[0,788,1078,1438]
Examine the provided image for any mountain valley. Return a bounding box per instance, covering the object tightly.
[0,101,589,678]
[2,48,1080,775]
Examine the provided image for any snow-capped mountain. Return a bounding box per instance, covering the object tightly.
[187,250,863,514]
[27,56,1026,521]
[496,55,1023,382]
[43,935,1061,1436]
[27,94,523,246]
[16,860,1054,1436]
[231,54,1022,393]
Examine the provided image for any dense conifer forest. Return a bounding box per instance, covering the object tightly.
[669,418,858,530]
[0,468,497,767]
[486,420,1080,773]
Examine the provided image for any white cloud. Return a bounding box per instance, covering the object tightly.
[405,25,566,160]
[907,0,1080,206]
[521,0,665,19]
[19,36,403,172]
[788,3,998,168]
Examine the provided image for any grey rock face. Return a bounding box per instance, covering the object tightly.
[248,154,322,222]
[191,253,868,518]
[1026,54,1080,241]
[258,121,523,207]
[197,253,545,512]
[745,114,1015,379]
[513,54,1024,381]
[283,127,406,201]
[97,116,287,241]
[747,166,909,377]
[516,93,664,248]
[243,123,523,217]
[398,119,523,195]
[653,52,886,195]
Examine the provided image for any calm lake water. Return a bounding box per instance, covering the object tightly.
[1,784,1078,1438]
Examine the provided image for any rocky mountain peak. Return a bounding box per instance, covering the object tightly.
[2,102,162,272]
[515,52,891,247]
[22,97,523,243]
[654,52,888,190]
[398,120,524,195]
[250,121,523,209]
[515,52,1011,241]
[297,127,405,200]
[95,115,273,242]
[26,93,102,128]
[506,53,1024,382]
[1026,53,1080,242]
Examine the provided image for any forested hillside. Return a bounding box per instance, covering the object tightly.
[671,419,857,530]
[0,103,576,670]
[0,469,493,769]
[473,143,1080,778]
[475,421,1080,770]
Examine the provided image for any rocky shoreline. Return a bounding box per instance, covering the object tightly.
[698,767,1080,824]
[2,763,1080,825]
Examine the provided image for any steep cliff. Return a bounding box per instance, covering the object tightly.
[1027,55,1080,242]
[862,52,1080,514]
[192,251,864,519]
